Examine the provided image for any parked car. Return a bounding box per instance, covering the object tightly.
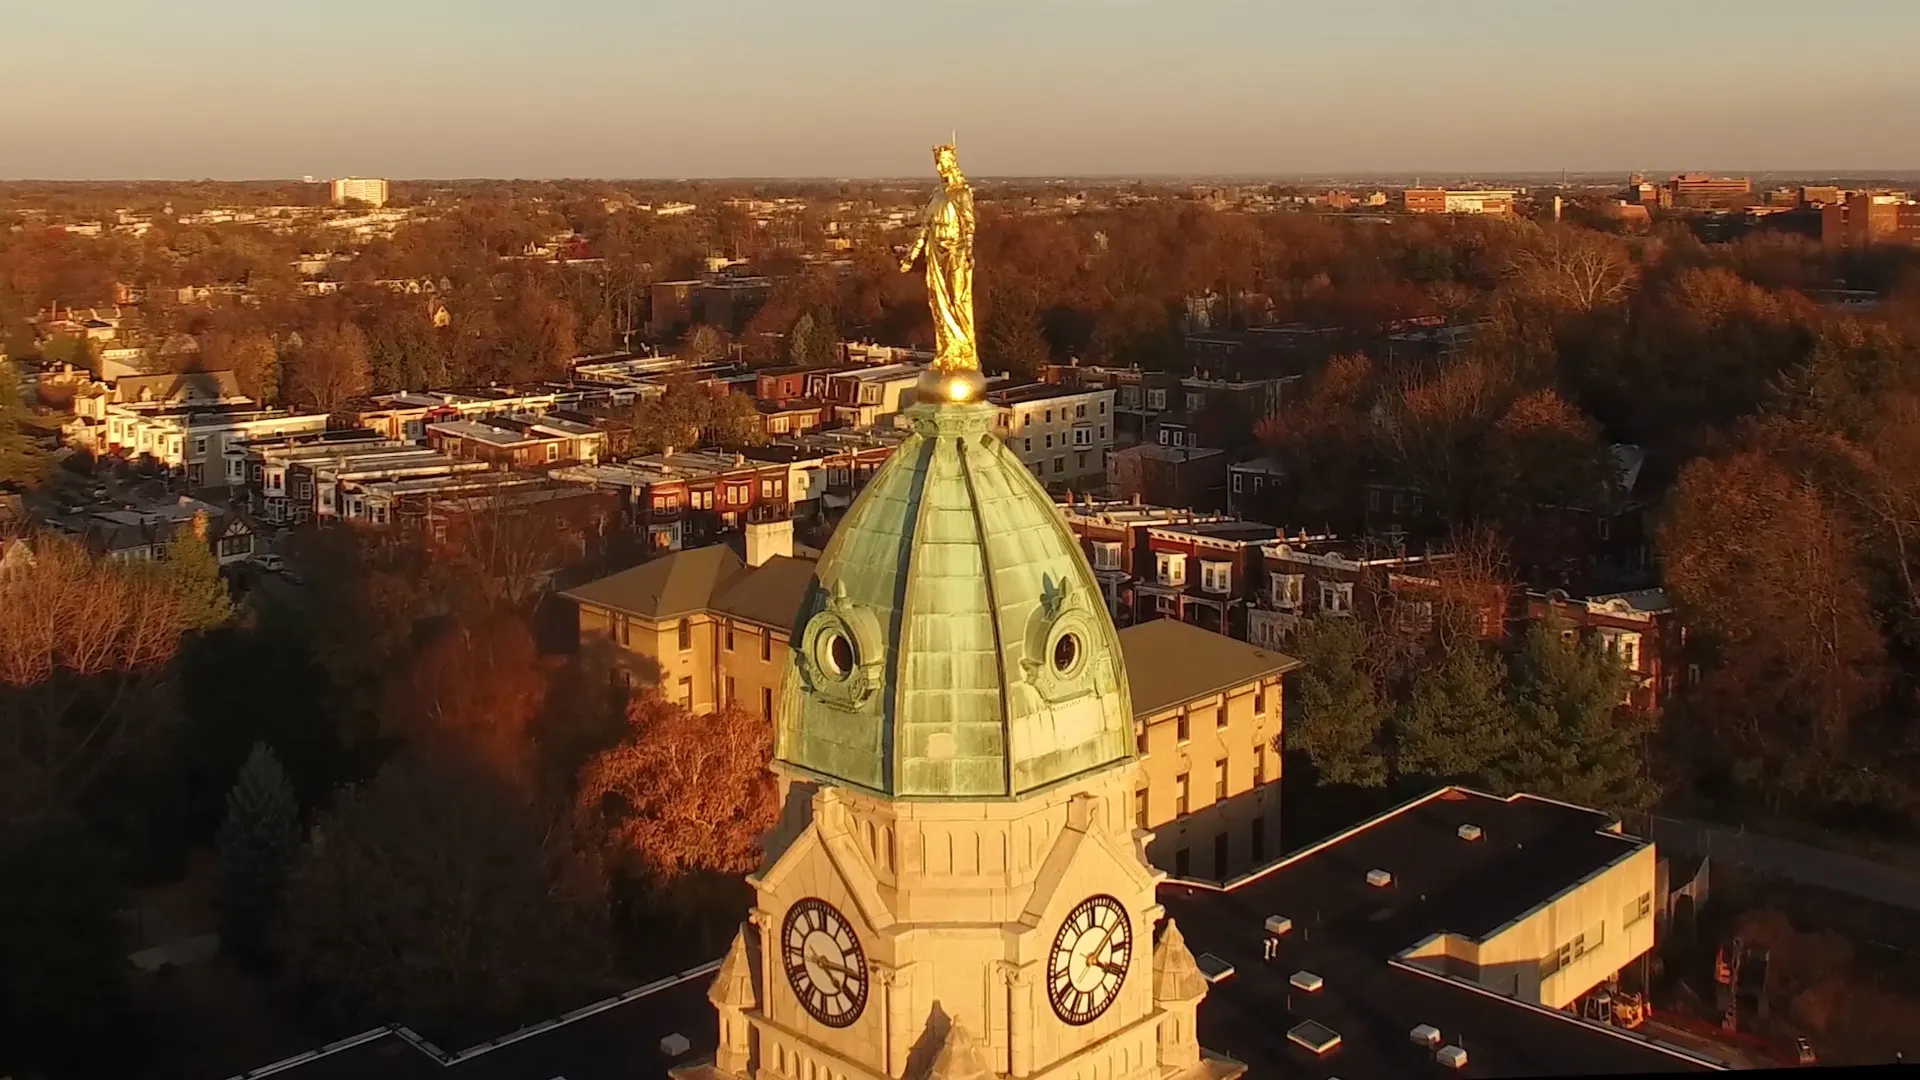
[253,553,286,572]
[1796,1037,1815,1065]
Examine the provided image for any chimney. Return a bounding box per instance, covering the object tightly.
[746,517,793,568]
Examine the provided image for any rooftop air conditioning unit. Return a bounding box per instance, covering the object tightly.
[1437,1045,1469,1069]
[1366,868,1393,888]
[1289,971,1325,992]
[1457,823,1483,841]
[660,1033,691,1056]
[1265,915,1294,936]
[1409,1024,1441,1048]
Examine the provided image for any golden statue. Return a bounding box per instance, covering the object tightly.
[901,144,979,395]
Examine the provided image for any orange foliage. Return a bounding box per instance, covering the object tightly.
[573,696,778,886]
[383,612,548,784]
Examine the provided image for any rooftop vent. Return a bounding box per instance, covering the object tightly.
[1265,915,1294,937]
[1409,1024,1441,1048]
[1366,868,1393,888]
[1289,971,1325,992]
[659,1033,691,1056]
[1437,1045,1469,1069]
[1195,953,1236,984]
[1287,1020,1342,1056]
[1457,823,1483,842]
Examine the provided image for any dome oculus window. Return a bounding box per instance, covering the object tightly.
[1052,632,1081,675]
[822,630,857,678]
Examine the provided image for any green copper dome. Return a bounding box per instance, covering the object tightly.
[775,400,1135,799]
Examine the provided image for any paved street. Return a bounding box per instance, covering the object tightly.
[1650,815,1920,912]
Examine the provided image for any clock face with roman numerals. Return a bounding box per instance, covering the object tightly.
[1048,894,1132,1025]
[782,898,868,1027]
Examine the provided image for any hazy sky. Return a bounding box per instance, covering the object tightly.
[8,0,1920,179]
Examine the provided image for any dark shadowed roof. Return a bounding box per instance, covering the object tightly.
[561,545,746,621]
[1121,617,1301,716]
[712,555,817,631]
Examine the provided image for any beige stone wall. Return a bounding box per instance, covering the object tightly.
[748,767,1171,1080]
[1132,674,1285,880]
[580,604,790,720]
[1403,839,1658,1009]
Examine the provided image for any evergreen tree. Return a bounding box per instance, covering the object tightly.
[1503,621,1659,813]
[1394,641,1517,790]
[0,358,46,489]
[1286,615,1389,787]
[788,311,838,369]
[165,511,233,631]
[215,742,301,963]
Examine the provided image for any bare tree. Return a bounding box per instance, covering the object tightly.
[1505,225,1635,312]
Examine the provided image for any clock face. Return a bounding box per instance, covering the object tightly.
[1047,894,1132,1025]
[781,898,869,1027]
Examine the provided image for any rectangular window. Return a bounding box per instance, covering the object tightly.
[1157,552,1187,586]
[193,436,208,456]
[1624,892,1653,929]
[1052,456,1064,474]
[1076,404,1086,419]
[724,676,735,703]
[1136,724,1149,755]
[1100,400,1107,415]
[725,626,735,651]
[1214,759,1228,801]
[1232,472,1244,494]
[1272,573,1303,610]
[546,442,560,462]
[762,686,773,721]
[1092,541,1123,570]
[1044,433,1053,449]
[677,620,693,651]
[1253,743,1266,784]
[1176,714,1191,743]
[1253,687,1266,716]
[1201,560,1231,595]
[1148,388,1167,411]
[677,676,692,707]
[1215,707,1227,730]
[1320,581,1354,615]
[1072,427,1093,447]
[618,614,631,647]
[762,633,773,662]
[1098,424,1106,439]
[1023,437,1032,452]
[1135,788,1149,829]
[1045,409,1054,423]
[1175,773,1190,815]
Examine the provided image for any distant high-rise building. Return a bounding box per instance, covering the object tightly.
[329,177,390,208]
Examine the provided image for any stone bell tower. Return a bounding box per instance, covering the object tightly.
[673,392,1243,1080]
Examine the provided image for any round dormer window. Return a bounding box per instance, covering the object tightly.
[823,631,858,679]
[1052,632,1081,675]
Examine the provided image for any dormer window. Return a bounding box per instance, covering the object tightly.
[1200,560,1232,595]
[1091,541,1122,571]
[1156,552,1187,587]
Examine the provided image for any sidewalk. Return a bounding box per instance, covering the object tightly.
[1649,815,1920,912]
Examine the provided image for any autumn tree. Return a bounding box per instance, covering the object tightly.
[1480,388,1615,518]
[1282,616,1389,788]
[631,379,766,453]
[681,323,731,366]
[1505,224,1635,313]
[215,742,301,964]
[199,327,280,404]
[0,358,46,489]
[277,752,612,1036]
[1659,450,1887,759]
[283,319,371,414]
[576,694,777,876]
[0,537,190,826]
[383,610,547,783]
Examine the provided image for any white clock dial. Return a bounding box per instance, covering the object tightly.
[1048,894,1131,1025]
